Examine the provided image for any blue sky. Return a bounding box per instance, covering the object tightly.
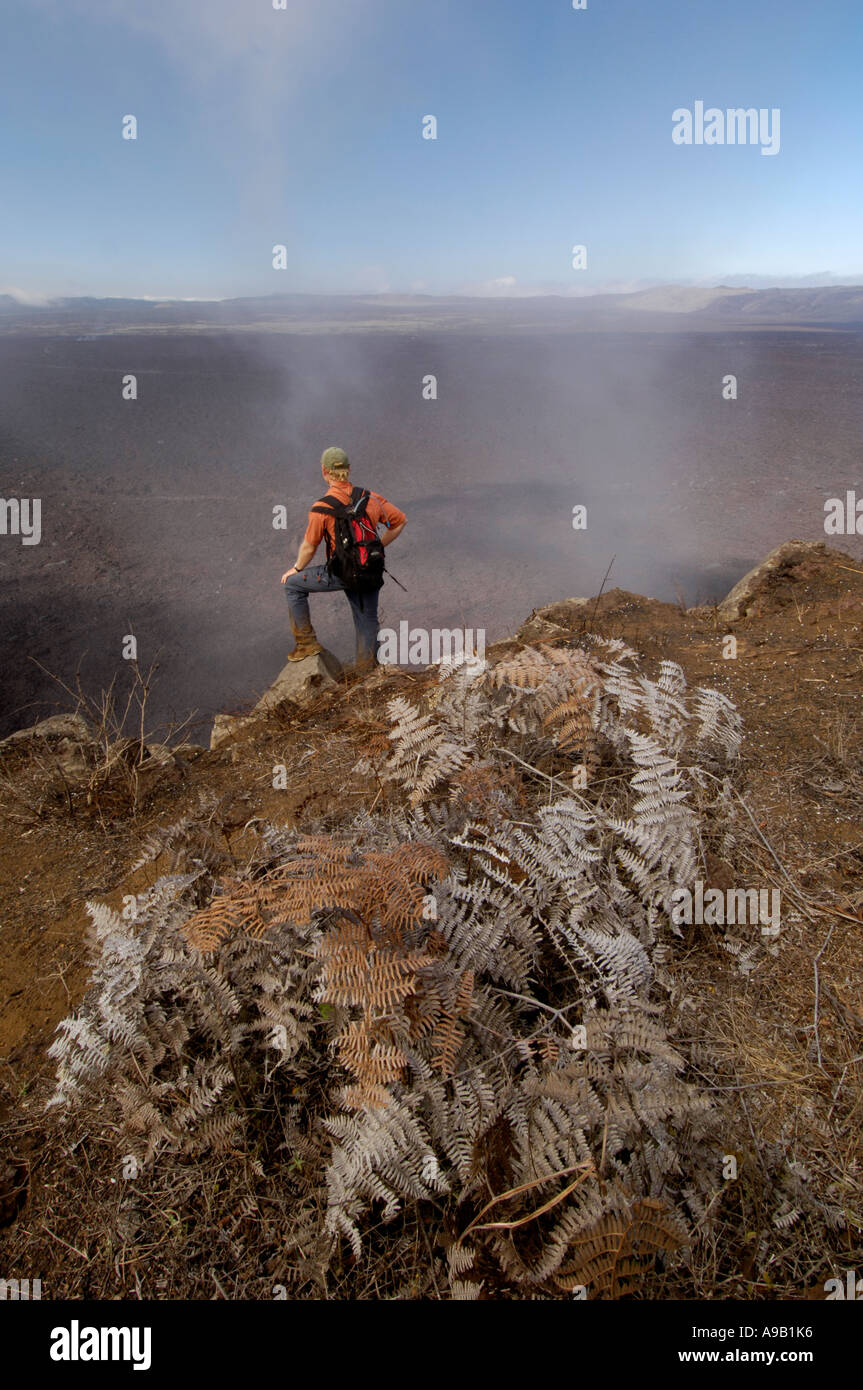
[1,0,861,300]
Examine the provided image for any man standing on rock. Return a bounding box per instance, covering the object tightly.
[281,447,407,669]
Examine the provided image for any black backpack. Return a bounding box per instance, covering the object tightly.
[311,485,386,594]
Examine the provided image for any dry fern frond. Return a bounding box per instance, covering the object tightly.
[183,841,448,952]
[491,648,556,691]
[551,1195,688,1296]
[493,644,598,692]
[431,969,475,1076]
[318,927,433,1013]
[295,835,356,862]
[543,695,599,782]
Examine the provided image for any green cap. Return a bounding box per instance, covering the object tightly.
[321,446,349,472]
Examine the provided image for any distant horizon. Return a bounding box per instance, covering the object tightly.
[3,276,863,309]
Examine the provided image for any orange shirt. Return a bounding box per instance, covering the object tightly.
[303,480,406,555]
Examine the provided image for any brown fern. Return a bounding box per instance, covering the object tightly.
[492,644,599,693]
[533,1036,562,1065]
[449,763,527,824]
[491,648,554,690]
[337,1019,410,1109]
[552,1196,688,1296]
[543,695,599,782]
[182,840,451,1109]
[183,841,448,952]
[318,920,433,1012]
[431,970,475,1076]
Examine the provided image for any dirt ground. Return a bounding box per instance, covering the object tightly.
[2,540,862,1297]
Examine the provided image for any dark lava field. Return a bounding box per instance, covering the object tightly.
[2,321,862,741]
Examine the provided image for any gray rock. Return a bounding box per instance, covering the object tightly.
[209,649,342,750]
[0,712,95,780]
[716,541,831,622]
[0,713,93,748]
[516,597,589,643]
[210,713,254,750]
[254,649,342,714]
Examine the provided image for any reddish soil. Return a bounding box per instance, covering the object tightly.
[2,542,862,1297]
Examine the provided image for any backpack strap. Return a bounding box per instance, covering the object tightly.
[310,487,371,520]
[346,486,370,519]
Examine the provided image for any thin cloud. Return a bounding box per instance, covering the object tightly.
[0,287,61,306]
[33,1,347,80]
[27,0,388,293]
[30,1,384,139]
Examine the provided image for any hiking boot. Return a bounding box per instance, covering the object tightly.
[288,617,324,662]
[289,635,324,661]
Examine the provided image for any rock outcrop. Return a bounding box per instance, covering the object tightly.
[0,713,206,782]
[516,597,590,644]
[716,540,832,622]
[210,649,343,750]
[0,713,95,780]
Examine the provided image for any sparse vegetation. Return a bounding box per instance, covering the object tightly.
[0,658,197,828]
[1,549,862,1300]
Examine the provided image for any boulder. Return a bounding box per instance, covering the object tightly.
[0,712,95,780]
[0,715,206,783]
[1,713,92,747]
[210,649,342,750]
[210,713,254,750]
[716,541,831,623]
[254,649,342,714]
[137,741,203,768]
[516,597,589,643]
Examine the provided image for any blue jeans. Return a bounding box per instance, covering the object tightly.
[283,565,380,665]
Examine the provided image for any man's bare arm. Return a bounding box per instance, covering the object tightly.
[381,520,406,547]
[281,539,317,583]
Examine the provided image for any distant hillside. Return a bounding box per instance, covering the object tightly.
[2,284,863,336]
